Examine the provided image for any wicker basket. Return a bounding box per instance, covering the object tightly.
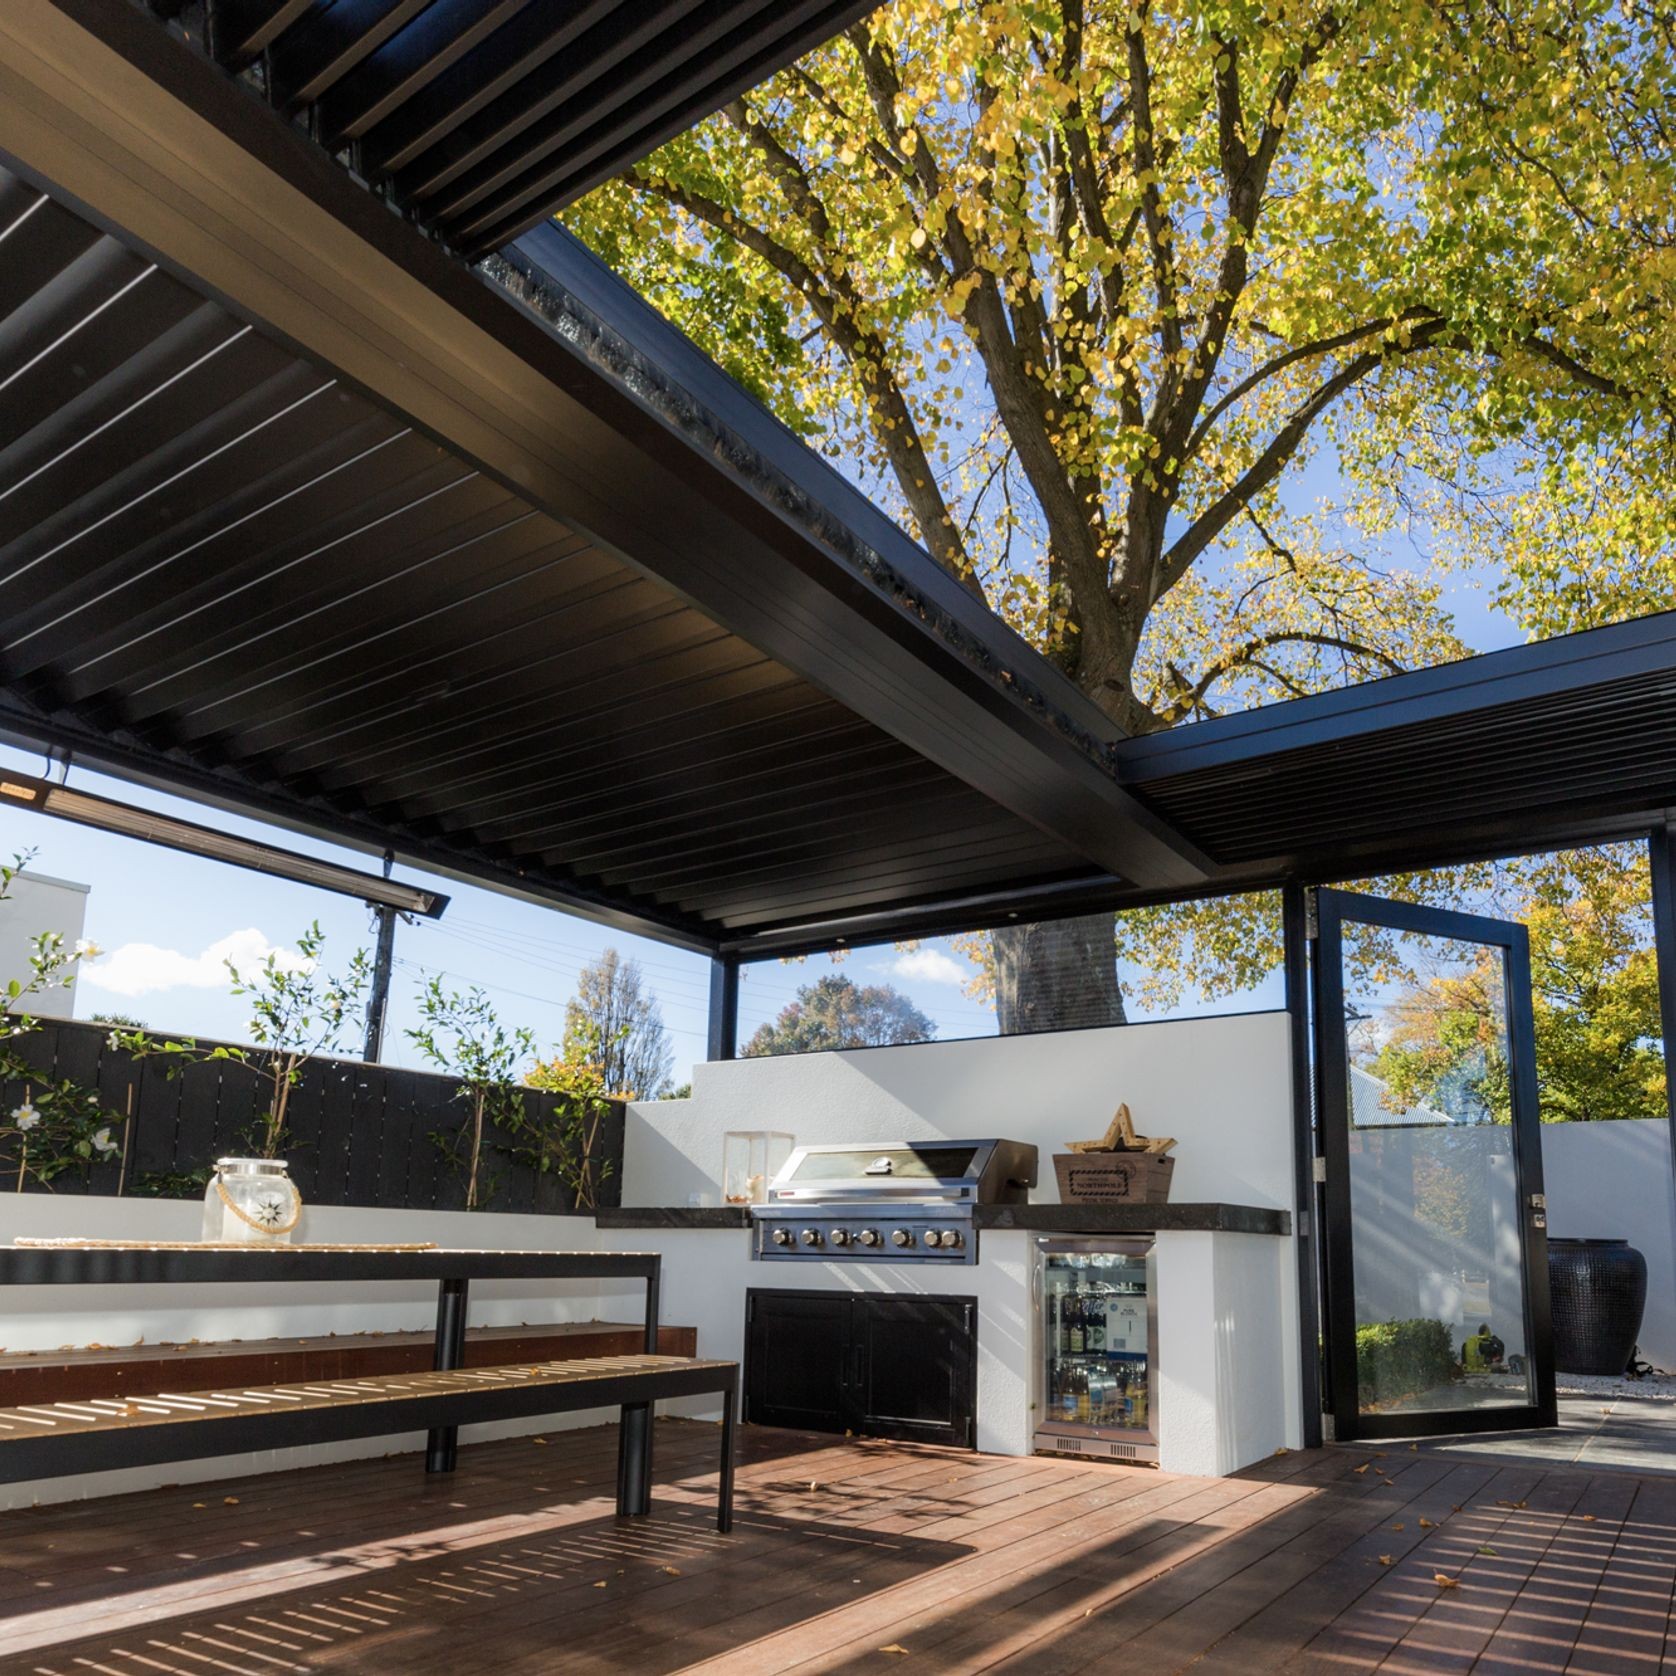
[1053,1152,1175,1205]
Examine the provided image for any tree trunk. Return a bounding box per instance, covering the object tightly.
[991,914,1125,1033]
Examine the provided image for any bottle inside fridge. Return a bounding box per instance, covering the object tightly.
[1036,1238,1158,1464]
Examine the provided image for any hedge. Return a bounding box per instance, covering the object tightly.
[1356,1318,1458,1409]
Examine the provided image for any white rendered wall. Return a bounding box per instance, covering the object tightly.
[0,869,88,1020]
[613,1013,1303,1475]
[626,1010,1295,1211]
[1542,1118,1676,1368]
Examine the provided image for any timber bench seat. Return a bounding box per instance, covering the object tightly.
[0,1353,738,1529]
[0,1244,735,1529]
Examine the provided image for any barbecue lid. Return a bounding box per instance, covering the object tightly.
[766,1139,1038,1203]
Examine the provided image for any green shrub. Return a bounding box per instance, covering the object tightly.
[1356,1318,1458,1408]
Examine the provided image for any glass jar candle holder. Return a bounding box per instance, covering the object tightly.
[722,1130,793,1206]
[202,1157,303,1243]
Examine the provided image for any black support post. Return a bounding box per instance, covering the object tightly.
[426,1277,469,1473]
[1646,830,1676,1321]
[617,1403,652,1516]
[707,955,740,1061]
[1281,883,1325,1450]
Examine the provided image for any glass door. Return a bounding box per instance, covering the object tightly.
[1315,890,1555,1440]
[1034,1239,1157,1463]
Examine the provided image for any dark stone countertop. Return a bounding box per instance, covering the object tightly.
[596,1207,752,1230]
[596,1203,1289,1236]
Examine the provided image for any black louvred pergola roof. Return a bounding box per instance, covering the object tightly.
[159,0,878,258]
[4,0,1676,963]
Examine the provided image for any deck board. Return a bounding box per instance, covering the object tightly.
[3,1427,1675,1674]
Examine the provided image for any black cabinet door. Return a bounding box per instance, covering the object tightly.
[745,1290,978,1449]
[851,1295,977,1448]
[744,1291,851,1431]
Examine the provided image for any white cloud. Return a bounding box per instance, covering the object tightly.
[81,929,310,998]
[891,948,971,988]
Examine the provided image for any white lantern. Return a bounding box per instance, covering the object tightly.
[202,1157,303,1244]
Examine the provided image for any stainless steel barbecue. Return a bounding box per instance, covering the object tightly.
[751,1139,1038,1264]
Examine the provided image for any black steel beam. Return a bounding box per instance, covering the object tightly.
[1646,828,1676,1325]
[1,3,1214,897]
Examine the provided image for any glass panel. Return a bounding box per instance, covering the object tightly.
[1040,1247,1153,1434]
[1343,926,1533,1417]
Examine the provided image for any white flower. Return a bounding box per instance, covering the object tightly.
[92,1127,118,1156]
[74,939,102,959]
[106,1031,121,1051]
[11,1104,39,1132]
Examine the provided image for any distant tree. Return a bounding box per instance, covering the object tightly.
[91,1012,146,1029]
[1366,846,1663,1124]
[743,974,934,1056]
[561,948,673,1099]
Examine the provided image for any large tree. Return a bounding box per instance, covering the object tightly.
[567,0,1675,1024]
[744,974,935,1055]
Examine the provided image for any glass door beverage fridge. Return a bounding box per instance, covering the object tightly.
[1034,1237,1158,1465]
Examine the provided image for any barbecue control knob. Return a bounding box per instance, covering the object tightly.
[858,1228,882,1247]
[800,1228,823,1247]
[770,1227,792,1246]
[936,1230,963,1249]
[829,1227,853,1246]
[891,1228,915,1248]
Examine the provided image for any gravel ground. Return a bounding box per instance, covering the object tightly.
[1557,1371,1676,1401]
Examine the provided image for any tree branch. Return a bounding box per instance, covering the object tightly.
[1161,630,1407,724]
[630,164,976,588]
[1155,318,1449,598]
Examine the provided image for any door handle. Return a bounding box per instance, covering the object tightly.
[852,1344,866,1390]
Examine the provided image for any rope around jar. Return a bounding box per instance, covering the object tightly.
[214,1171,303,1237]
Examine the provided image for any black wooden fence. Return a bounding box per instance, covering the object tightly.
[1,1018,624,1215]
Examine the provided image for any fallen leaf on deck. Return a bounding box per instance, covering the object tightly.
[1478,1546,1498,1557]
[593,1581,607,1589]
[1409,1443,1418,1451]
[1377,1555,1394,1567]
[809,1480,820,1491]
[879,1646,910,1657]
[1354,1463,1371,1475]
[1274,1446,1289,1456]
[1581,1514,1597,1522]
[663,1566,682,1576]
[531,1437,548,1446]
[192,1502,206,1509]
[223,1497,239,1506]
[1418,1518,1435,1529]
[1434,1574,1460,1590]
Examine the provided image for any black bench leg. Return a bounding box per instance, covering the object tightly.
[717,1381,736,1535]
[618,1401,653,1516]
[426,1277,469,1474]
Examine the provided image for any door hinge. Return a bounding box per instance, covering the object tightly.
[1312,1155,1327,1185]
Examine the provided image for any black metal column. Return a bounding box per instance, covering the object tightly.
[717,1376,737,1534]
[707,956,739,1061]
[1282,882,1325,1449]
[426,1278,469,1473]
[617,1403,652,1516]
[643,1263,661,1355]
[1646,829,1676,1320]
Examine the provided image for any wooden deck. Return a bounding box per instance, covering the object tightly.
[1,1422,1672,1674]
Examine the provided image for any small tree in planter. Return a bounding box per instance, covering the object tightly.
[0,850,123,1189]
[523,1019,622,1212]
[114,922,370,1161]
[407,978,534,1211]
